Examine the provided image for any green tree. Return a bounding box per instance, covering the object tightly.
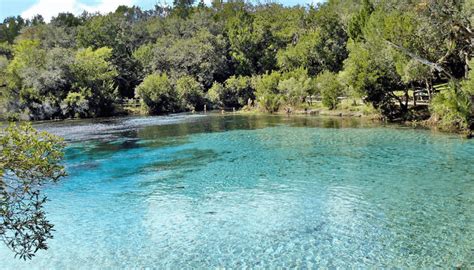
[431,60,474,131]
[224,75,254,108]
[0,16,27,44]
[77,12,143,97]
[1,123,66,260]
[430,83,472,130]
[71,47,118,117]
[50,12,82,28]
[176,75,205,111]
[277,8,348,77]
[135,73,178,114]
[226,10,277,75]
[6,40,45,89]
[278,68,312,106]
[60,92,89,118]
[254,71,283,113]
[315,71,345,110]
[173,0,195,19]
[342,40,402,117]
[347,0,373,41]
[135,29,228,88]
[207,81,226,108]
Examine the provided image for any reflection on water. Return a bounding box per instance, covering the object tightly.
[1,114,473,269]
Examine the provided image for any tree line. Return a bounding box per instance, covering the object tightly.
[0,0,472,130]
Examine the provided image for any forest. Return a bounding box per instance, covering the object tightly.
[0,0,473,131]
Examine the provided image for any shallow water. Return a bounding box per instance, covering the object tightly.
[1,114,473,268]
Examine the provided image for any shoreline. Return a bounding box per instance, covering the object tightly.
[2,108,472,138]
[236,108,473,138]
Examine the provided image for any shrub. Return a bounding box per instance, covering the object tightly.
[430,82,472,131]
[207,76,254,109]
[176,76,205,111]
[60,92,89,118]
[278,68,312,106]
[315,71,344,110]
[135,73,178,114]
[225,76,254,108]
[254,72,283,112]
[207,82,226,108]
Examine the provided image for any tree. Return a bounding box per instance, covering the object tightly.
[17,24,76,49]
[1,123,66,260]
[254,71,283,113]
[0,16,27,44]
[135,73,178,114]
[135,29,228,88]
[277,8,348,77]
[430,82,472,130]
[173,0,195,19]
[207,82,226,108]
[77,12,144,98]
[71,47,118,117]
[347,0,373,42]
[431,60,474,131]
[315,71,344,110]
[277,31,320,73]
[224,75,254,108]
[226,10,277,75]
[6,39,45,90]
[60,92,89,118]
[305,2,349,74]
[176,75,205,111]
[342,40,402,117]
[50,13,82,28]
[4,41,74,120]
[278,68,312,106]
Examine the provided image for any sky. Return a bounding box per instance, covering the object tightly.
[0,0,324,22]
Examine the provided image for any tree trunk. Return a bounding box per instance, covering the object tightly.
[404,88,409,109]
[412,82,416,107]
[425,78,432,100]
[465,52,470,79]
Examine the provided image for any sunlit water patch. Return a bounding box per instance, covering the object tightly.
[1,114,473,268]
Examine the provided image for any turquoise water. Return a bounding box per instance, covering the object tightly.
[1,114,473,268]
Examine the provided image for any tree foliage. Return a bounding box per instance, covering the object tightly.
[0,0,471,130]
[135,73,178,114]
[176,75,205,111]
[0,123,66,260]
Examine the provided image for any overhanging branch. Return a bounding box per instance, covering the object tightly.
[384,40,456,81]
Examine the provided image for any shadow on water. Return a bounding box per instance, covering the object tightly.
[137,148,222,188]
[137,114,380,141]
[42,114,383,163]
[147,149,220,172]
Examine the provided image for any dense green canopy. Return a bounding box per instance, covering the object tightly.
[0,0,472,130]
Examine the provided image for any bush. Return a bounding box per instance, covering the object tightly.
[176,76,205,111]
[207,82,225,108]
[315,71,344,110]
[431,82,472,131]
[254,72,283,113]
[135,73,178,114]
[430,60,473,131]
[225,76,254,108]
[60,92,89,118]
[278,68,312,106]
[71,47,118,117]
[207,76,254,109]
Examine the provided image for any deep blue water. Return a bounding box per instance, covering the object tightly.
[1,114,473,268]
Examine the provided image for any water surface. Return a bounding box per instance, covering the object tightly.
[1,114,473,268]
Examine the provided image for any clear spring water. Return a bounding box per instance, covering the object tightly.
[1,114,473,269]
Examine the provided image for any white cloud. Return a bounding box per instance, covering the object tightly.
[21,0,132,22]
